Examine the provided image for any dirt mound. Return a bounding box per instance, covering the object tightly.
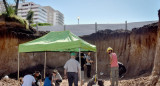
[119,76,149,86]
[119,72,160,86]
[0,77,20,86]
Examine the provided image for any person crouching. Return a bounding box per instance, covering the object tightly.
[52,69,62,86]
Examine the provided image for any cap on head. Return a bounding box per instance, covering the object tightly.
[71,52,76,56]
[107,47,113,53]
[53,69,58,74]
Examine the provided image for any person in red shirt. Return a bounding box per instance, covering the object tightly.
[107,47,119,86]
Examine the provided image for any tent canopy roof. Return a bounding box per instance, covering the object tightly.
[19,31,96,52]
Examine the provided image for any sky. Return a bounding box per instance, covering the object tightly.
[9,0,160,24]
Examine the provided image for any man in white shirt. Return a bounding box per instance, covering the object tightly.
[22,73,36,86]
[64,52,80,86]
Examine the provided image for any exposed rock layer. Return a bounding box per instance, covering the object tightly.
[147,9,160,86]
[82,23,158,77]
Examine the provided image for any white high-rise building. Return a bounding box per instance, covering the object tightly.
[44,6,64,26]
[17,2,47,23]
[44,6,55,25]
[54,10,64,26]
[0,1,5,13]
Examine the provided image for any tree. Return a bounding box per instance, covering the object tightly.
[3,0,25,15]
[3,0,9,14]
[15,0,19,15]
[15,0,25,15]
[3,0,15,16]
[26,10,34,26]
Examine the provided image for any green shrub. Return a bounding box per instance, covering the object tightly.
[7,5,15,16]
[26,10,34,25]
[1,13,29,29]
[10,15,29,29]
[31,23,52,27]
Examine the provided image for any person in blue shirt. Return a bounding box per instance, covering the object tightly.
[44,72,52,86]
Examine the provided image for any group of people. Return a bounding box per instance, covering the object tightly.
[64,47,119,86]
[21,47,119,86]
[21,69,62,86]
[64,52,94,86]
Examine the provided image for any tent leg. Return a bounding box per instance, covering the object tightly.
[96,52,98,74]
[44,52,47,78]
[96,52,98,82]
[18,52,20,80]
[79,48,82,86]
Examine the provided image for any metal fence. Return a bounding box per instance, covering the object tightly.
[37,21,157,36]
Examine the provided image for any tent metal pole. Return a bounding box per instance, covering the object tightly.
[94,52,98,83]
[96,52,98,83]
[79,48,82,86]
[18,52,20,80]
[96,52,98,74]
[44,51,47,78]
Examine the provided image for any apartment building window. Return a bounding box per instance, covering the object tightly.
[34,14,38,16]
[22,4,28,6]
[33,18,38,20]
[22,8,28,10]
[31,7,38,9]
[40,8,47,13]
[22,15,26,17]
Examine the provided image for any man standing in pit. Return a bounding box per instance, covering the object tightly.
[64,52,80,86]
[107,47,119,86]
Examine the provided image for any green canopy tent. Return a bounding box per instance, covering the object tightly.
[19,31,96,52]
[18,31,97,84]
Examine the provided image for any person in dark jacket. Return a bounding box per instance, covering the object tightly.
[86,52,94,78]
[76,53,86,85]
[118,62,126,78]
[33,71,42,86]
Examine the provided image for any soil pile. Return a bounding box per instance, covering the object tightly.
[119,76,150,86]
[0,77,20,86]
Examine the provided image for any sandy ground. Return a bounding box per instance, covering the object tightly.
[0,75,156,86]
